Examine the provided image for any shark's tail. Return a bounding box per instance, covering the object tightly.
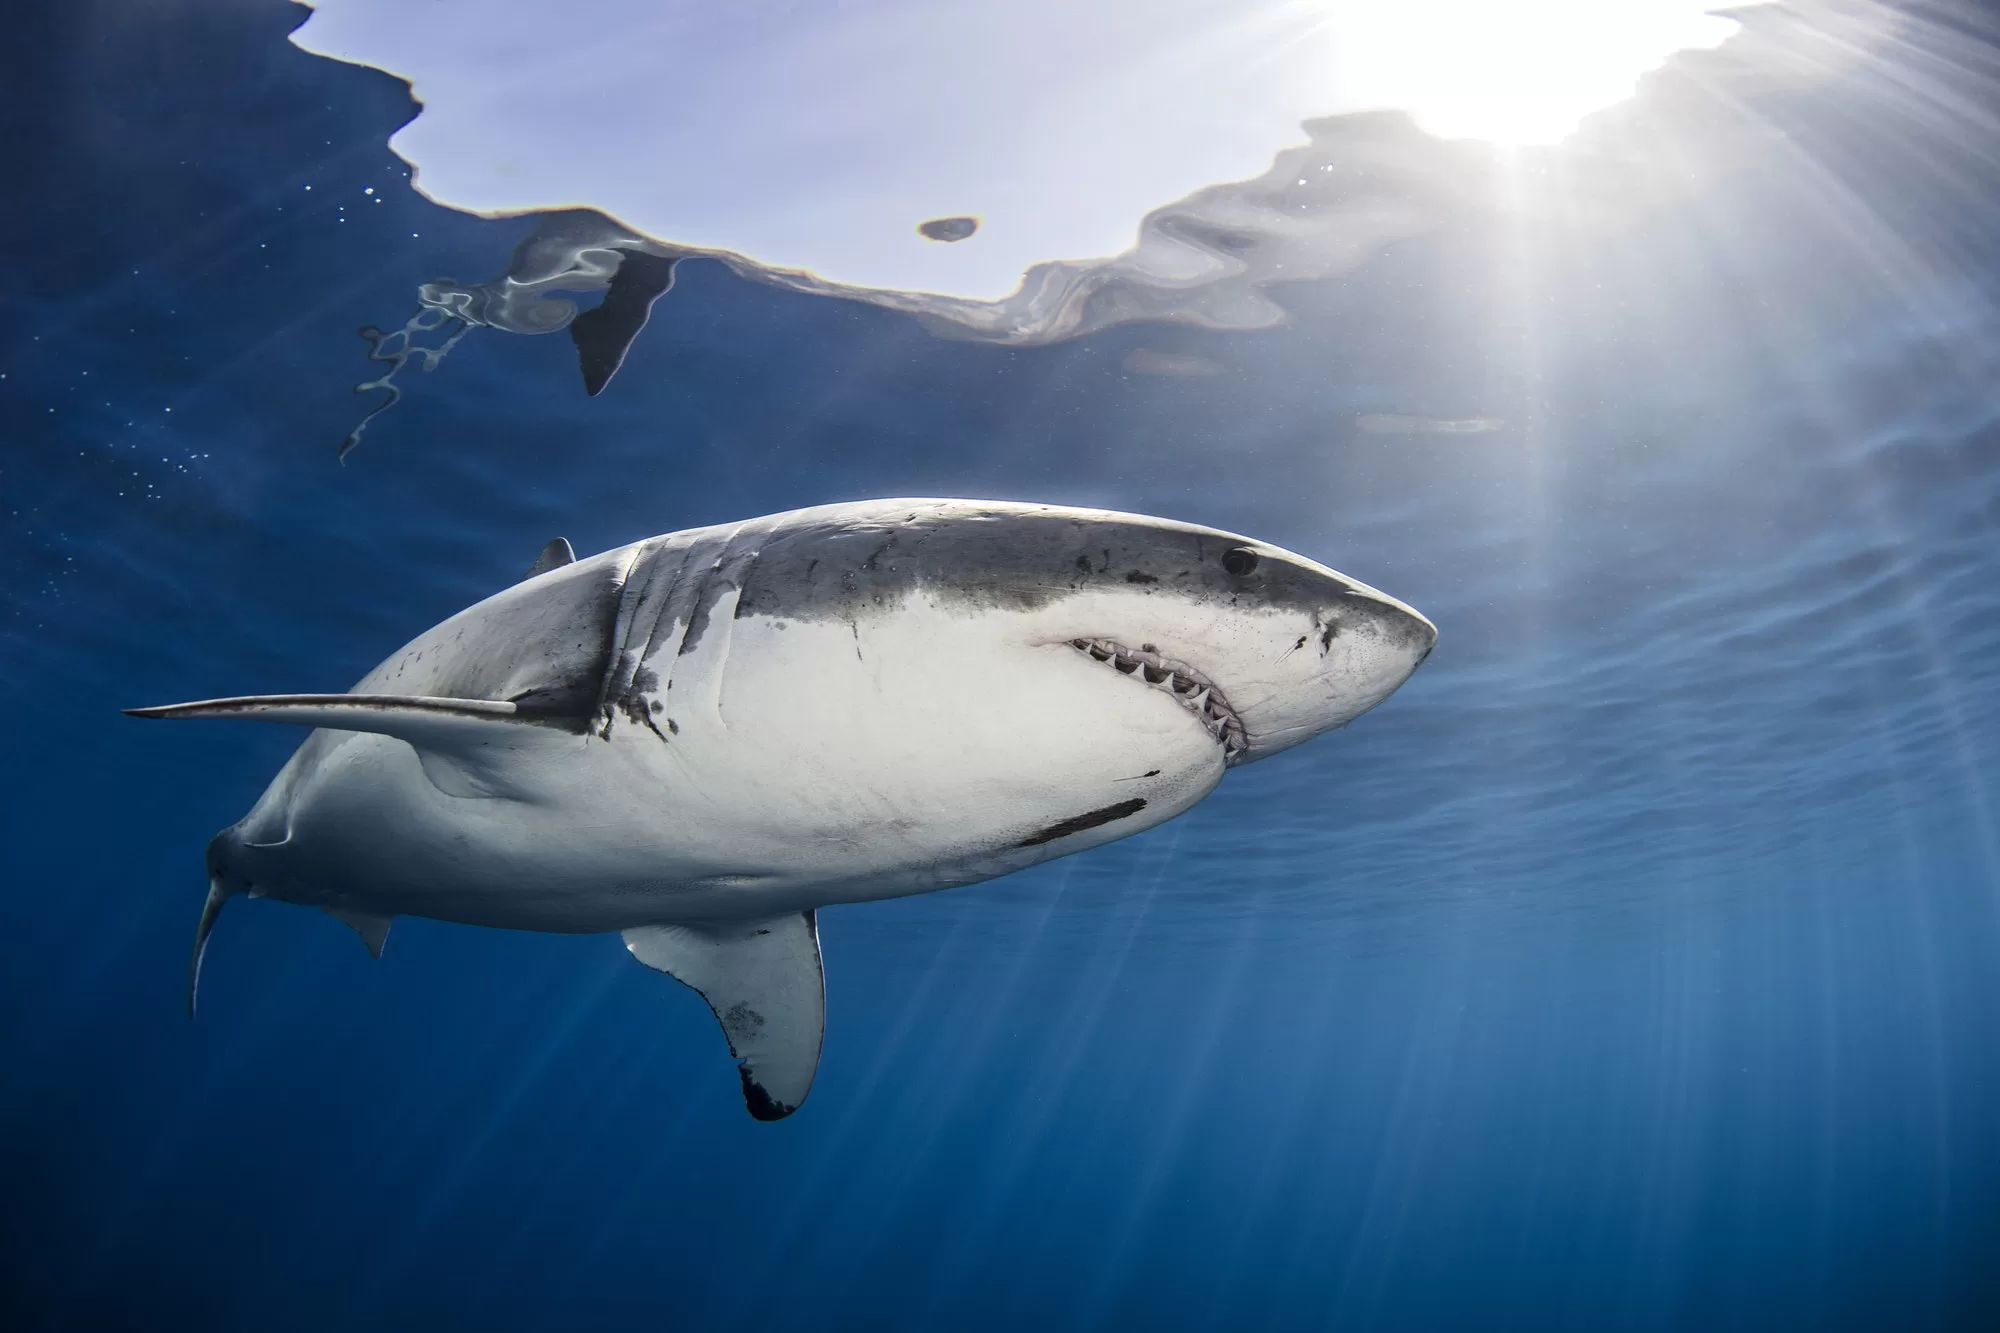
[189,875,231,1019]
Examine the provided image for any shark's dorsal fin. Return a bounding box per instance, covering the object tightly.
[522,537,575,582]
[623,912,824,1121]
[324,907,392,959]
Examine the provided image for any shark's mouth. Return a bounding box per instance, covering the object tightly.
[1069,638,1249,760]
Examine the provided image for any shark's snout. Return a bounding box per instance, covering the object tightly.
[1363,590,1437,664]
[1336,588,1437,698]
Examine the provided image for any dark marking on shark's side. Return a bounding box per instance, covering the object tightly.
[1016,798,1147,848]
[615,666,669,741]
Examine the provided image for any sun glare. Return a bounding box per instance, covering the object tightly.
[1326,0,1761,145]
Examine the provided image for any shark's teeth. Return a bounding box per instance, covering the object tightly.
[1068,638,1248,760]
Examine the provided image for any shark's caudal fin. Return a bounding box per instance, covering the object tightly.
[189,892,388,1018]
[188,877,231,1018]
[623,912,825,1122]
[522,537,575,582]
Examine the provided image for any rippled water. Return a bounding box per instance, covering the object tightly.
[6,2,2000,1329]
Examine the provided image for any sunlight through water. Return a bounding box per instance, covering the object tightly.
[289,0,1770,303]
[1326,0,1750,144]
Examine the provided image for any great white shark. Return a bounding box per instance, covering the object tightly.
[129,498,1435,1120]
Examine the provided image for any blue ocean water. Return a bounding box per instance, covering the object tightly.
[6,1,2000,1328]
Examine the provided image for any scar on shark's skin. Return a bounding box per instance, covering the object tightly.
[1016,798,1147,847]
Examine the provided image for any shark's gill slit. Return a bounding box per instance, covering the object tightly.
[1067,638,1248,758]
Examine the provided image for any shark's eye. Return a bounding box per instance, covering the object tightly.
[1221,546,1260,577]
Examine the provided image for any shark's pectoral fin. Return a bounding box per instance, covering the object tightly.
[125,693,529,734]
[323,907,392,959]
[124,694,582,798]
[623,912,824,1122]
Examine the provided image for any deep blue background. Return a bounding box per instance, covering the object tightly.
[5,2,2000,1329]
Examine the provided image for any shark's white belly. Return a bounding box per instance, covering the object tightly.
[261,603,1225,931]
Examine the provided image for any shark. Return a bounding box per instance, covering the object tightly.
[128,499,1434,1120]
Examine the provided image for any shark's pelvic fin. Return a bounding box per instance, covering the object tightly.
[324,907,392,959]
[522,537,576,582]
[623,912,824,1122]
[189,877,231,1018]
